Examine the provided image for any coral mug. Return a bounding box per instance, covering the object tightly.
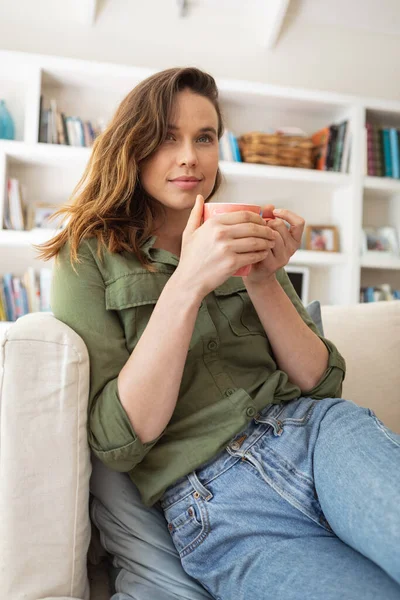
[202,203,275,277]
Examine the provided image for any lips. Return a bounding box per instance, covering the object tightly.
[170,177,201,182]
[170,179,201,189]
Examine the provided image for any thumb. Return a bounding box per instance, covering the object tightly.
[185,194,204,234]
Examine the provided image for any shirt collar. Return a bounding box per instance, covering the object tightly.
[140,234,179,268]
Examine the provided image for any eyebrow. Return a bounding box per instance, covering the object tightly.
[167,124,217,136]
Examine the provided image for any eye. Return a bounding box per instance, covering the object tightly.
[198,134,213,143]
[165,132,175,141]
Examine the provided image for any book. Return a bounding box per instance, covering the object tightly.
[229,131,242,162]
[382,129,393,177]
[326,124,339,171]
[311,127,330,170]
[2,274,16,321]
[366,124,384,177]
[6,178,25,230]
[389,128,400,179]
[333,121,347,172]
[220,130,234,161]
[341,125,352,173]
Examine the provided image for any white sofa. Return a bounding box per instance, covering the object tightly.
[1,301,400,600]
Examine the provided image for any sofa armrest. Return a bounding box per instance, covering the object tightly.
[0,313,92,600]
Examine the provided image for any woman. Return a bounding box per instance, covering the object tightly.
[37,67,400,600]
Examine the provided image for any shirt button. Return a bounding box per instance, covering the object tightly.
[246,407,256,417]
[208,340,218,351]
[225,388,235,397]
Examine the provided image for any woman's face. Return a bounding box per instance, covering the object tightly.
[140,89,219,227]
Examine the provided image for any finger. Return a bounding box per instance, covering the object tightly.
[216,210,266,227]
[270,229,286,260]
[272,209,305,243]
[230,222,278,242]
[231,236,276,254]
[268,219,301,258]
[261,204,276,220]
[187,194,204,232]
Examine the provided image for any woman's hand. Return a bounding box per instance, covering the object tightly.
[245,207,305,287]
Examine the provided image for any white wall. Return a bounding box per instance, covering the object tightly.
[0,0,399,100]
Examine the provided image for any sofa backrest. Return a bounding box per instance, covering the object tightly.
[321,300,400,434]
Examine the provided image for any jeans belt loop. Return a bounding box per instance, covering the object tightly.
[187,471,213,501]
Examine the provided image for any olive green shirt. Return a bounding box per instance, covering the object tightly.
[51,236,346,506]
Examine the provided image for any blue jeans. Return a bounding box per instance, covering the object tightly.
[160,397,400,600]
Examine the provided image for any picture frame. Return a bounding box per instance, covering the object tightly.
[285,265,310,306]
[27,202,64,230]
[361,226,400,257]
[305,225,339,252]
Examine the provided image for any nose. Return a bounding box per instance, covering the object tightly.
[178,140,198,168]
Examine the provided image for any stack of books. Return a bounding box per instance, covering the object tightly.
[360,284,400,302]
[0,268,52,322]
[38,96,105,147]
[311,120,351,173]
[366,122,400,178]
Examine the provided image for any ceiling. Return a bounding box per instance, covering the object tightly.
[289,0,400,37]
[81,0,400,46]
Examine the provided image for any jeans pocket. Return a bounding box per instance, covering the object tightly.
[164,494,210,558]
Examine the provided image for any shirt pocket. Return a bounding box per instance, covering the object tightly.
[214,279,266,338]
[105,271,199,352]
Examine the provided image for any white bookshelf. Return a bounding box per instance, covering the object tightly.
[1,48,400,325]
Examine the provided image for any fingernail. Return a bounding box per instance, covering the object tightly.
[273,209,282,214]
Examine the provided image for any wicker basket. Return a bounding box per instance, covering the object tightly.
[238,131,314,169]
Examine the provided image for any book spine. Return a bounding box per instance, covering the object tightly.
[334,121,347,172]
[221,130,233,161]
[230,132,242,162]
[389,128,400,179]
[366,123,376,176]
[0,279,7,321]
[12,277,24,318]
[326,125,338,171]
[382,129,393,177]
[3,274,16,321]
[61,113,70,145]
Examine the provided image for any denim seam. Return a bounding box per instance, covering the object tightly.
[370,412,400,448]
[241,452,331,533]
[179,497,211,558]
[258,442,315,488]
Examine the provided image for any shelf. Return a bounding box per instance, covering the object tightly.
[0,142,351,187]
[0,228,349,267]
[0,140,91,166]
[221,161,351,187]
[360,254,400,270]
[364,176,400,195]
[0,228,61,247]
[289,250,348,266]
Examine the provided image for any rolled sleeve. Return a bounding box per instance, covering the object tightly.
[301,337,346,399]
[89,377,164,471]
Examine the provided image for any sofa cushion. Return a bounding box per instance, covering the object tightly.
[0,312,92,600]
[321,300,400,434]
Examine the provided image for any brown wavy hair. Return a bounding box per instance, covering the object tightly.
[34,67,225,273]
